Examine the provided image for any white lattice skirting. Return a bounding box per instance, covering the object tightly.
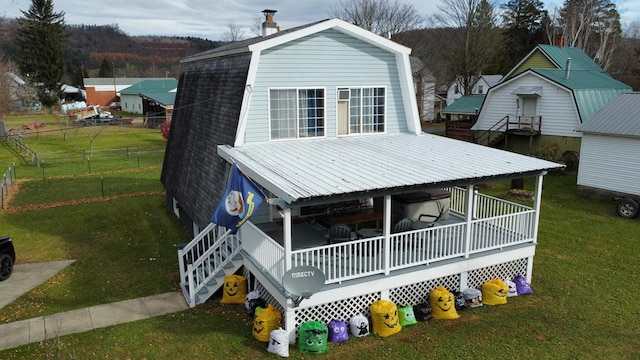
[244,257,530,342]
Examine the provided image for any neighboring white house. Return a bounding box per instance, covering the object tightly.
[410,57,436,122]
[446,74,502,105]
[472,45,632,154]
[576,92,640,217]
[161,16,562,342]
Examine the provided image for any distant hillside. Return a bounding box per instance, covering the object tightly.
[0,20,222,85]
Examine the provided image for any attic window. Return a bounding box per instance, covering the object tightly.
[269,88,325,139]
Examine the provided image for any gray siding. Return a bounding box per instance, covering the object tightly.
[577,134,640,196]
[475,74,581,137]
[244,29,406,143]
[161,54,251,228]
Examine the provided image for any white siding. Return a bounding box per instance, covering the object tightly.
[475,74,581,137]
[577,134,640,196]
[121,94,143,114]
[243,29,406,143]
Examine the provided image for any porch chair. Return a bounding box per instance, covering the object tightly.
[392,218,414,233]
[326,224,358,245]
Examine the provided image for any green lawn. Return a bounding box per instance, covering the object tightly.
[0,119,639,359]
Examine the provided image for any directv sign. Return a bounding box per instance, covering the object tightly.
[282,266,325,306]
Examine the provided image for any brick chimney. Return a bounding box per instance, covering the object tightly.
[262,9,279,36]
[554,34,564,47]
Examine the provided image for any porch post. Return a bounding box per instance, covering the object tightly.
[283,207,292,272]
[463,184,474,258]
[383,195,391,275]
[532,172,545,244]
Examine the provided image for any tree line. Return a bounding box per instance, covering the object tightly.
[1,0,639,116]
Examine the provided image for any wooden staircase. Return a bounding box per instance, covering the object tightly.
[475,115,541,149]
[177,223,244,307]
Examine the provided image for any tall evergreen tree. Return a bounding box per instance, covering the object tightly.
[13,0,68,109]
[501,0,546,66]
[98,58,114,78]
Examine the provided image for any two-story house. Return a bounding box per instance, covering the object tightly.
[161,16,561,342]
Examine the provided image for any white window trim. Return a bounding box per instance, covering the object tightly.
[267,86,327,141]
[336,85,387,136]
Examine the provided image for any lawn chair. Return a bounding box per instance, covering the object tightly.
[392,218,414,233]
[326,224,357,244]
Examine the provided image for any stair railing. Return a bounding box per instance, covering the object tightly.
[177,223,240,307]
[475,115,509,145]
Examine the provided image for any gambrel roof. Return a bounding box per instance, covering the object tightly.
[576,93,640,137]
[162,19,563,228]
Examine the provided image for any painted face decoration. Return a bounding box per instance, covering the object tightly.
[244,290,267,317]
[220,274,247,304]
[349,314,369,337]
[504,279,518,297]
[252,304,282,342]
[463,288,483,308]
[370,300,402,337]
[453,291,467,311]
[328,319,349,343]
[429,286,460,320]
[398,304,417,326]
[482,278,509,305]
[267,327,289,358]
[298,321,329,354]
[413,303,433,321]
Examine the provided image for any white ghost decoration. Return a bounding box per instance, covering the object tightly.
[267,327,289,357]
[349,313,369,337]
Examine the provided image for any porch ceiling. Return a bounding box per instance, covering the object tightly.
[218,133,562,206]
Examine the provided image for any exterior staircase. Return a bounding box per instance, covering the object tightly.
[177,223,244,307]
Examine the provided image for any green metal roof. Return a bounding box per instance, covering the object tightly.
[120,79,178,95]
[532,69,632,122]
[442,95,485,115]
[140,91,176,106]
[537,44,603,71]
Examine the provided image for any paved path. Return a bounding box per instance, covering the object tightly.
[0,262,189,351]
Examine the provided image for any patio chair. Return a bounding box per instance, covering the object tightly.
[326,224,357,244]
[392,218,414,233]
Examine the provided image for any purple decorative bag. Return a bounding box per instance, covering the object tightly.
[513,275,533,295]
[328,319,349,343]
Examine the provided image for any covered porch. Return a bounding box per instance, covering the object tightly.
[240,183,540,287]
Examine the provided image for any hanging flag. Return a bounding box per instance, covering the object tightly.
[211,164,265,233]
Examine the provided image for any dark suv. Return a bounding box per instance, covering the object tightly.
[0,236,16,281]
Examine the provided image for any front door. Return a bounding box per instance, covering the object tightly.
[520,96,537,127]
[337,89,349,136]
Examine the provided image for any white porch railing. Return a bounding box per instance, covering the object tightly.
[239,222,285,282]
[239,187,537,285]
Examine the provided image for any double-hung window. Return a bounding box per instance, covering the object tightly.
[270,88,325,139]
[348,87,385,134]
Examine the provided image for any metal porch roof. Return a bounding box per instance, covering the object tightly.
[218,133,562,205]
[442,95,485,115]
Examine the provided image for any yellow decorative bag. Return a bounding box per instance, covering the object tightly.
[252,304,282,342]
[482,278,508,305]
[429,286,460,320]
[370,299,401,337]
[220,274,247,304]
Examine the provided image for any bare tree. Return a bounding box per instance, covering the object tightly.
[251,17,263,37]
[329,0,424,36]
[433,0,504,95]
[559,0,621,70]
[220,21,246,43]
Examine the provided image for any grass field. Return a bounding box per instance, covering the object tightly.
[0,117,639,359]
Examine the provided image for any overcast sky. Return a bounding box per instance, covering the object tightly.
[2,0,638,41]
